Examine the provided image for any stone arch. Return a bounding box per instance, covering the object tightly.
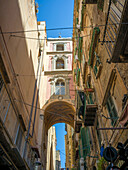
[42,100,75,131]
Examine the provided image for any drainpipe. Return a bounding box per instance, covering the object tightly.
[32,39,45,137]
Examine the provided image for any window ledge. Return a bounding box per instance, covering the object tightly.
[44,70,72,75]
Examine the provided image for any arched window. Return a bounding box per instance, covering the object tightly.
[56,58,64,69]
[55,79,65,95]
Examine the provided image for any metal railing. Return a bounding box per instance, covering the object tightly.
[102,0,126,59]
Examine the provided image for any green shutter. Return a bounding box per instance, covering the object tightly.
[76,17,78,24]
[80,5,84,31]
[88,27,100,66]
[76,69,80,86]
[86,82,94,104]
[80,127,90,159]
[89,93,93,104]
[75,47,77,55]
[106,95,118,126]
[94,64,98,76]
[78,37,83,62]
[83,94,86,120]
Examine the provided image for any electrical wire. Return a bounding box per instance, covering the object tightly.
[15,69,73,77]
[58,150,66,157]
[15,74,73,77]
[9,33,91,41]
[12,98,75,121]
[1,22,128,34]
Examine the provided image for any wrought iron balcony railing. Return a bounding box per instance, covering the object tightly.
[101,0,128,62]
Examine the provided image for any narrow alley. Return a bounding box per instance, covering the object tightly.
[0,0,128,170]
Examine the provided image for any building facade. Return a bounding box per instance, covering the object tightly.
[65,124,75,169]
[56,150,61,170]
[42,36,76,169]
[46,126,57,170]
[73,0,128,169]
[42,37,75,130]
[0,1,47,169]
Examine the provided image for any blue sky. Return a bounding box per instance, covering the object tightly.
[53,123,67,168]
[36,0,74,167]
[36,0,74,38]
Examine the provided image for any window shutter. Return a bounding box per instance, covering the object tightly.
[106,95,118,126]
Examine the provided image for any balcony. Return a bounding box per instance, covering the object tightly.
[84,104,98,126]
[102,0,128,62]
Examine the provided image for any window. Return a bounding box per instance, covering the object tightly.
[106,95,118,126]
[15,125,23,151]
[56,44,64,51]
[55,80,65,95]
[56,58,64,69]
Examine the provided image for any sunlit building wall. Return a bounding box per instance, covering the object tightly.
[56,150,61,170]
[46,126,57,170]
[65,124,75,169]
[43,36,75,169]
[73,0,128,169]
[0,1,46,169]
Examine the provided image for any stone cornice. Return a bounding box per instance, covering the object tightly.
[44,70,72,76]
[47,51,72,55]
[47,38,72,41]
